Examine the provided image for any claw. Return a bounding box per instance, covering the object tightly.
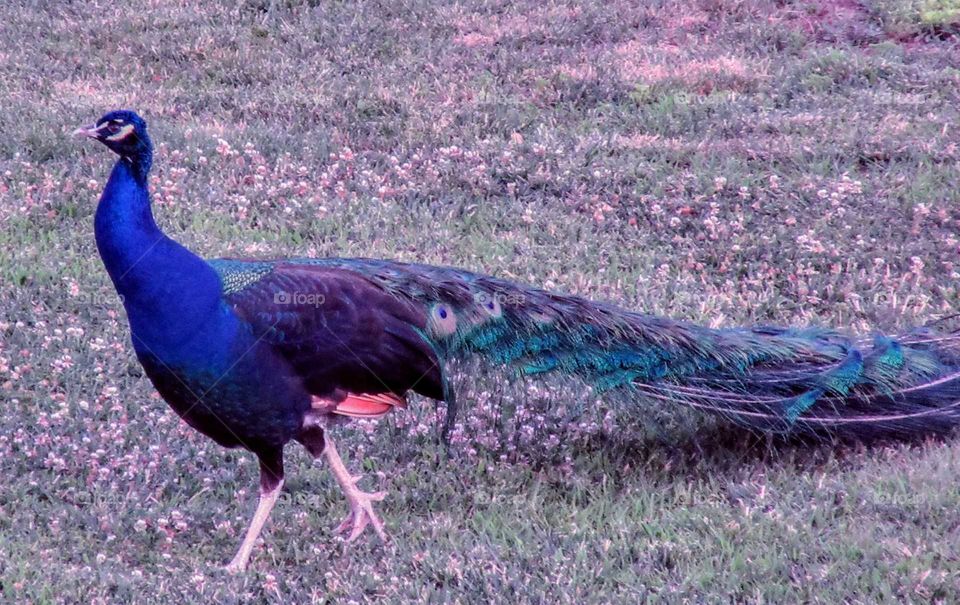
[320,433,391,543]
[335,488,388,542]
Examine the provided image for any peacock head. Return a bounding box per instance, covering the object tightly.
[74,109,152,163]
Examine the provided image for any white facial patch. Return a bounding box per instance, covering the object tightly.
[105,123,135,142]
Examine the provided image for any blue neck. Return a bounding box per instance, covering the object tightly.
[95,158,161,277]
[95,155,223,346]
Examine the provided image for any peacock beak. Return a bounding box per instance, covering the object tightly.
[73,123,104,139]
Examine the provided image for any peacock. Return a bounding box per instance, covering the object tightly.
[76,110,960,573]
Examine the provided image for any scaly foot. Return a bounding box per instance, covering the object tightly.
[223,558,247,575]
[320,435,390,543]
[334,475,388,542]
[221,461,284,574]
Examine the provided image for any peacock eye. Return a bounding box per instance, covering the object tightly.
[106,122,122,134]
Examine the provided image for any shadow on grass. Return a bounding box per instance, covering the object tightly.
[491,414,958,486]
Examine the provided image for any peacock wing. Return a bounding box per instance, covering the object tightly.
[210,259,445,402]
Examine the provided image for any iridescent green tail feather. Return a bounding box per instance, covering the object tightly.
[218,257,960,441]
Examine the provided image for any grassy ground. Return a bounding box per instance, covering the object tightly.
[1,0,959,602]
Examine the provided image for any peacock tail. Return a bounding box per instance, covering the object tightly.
[211,257,960,441]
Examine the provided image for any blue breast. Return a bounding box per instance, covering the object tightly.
[96,156,310,452]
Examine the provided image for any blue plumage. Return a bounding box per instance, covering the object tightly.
[78,110,960,573]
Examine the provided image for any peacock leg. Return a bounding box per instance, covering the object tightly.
[322,434,388,542]
[224,450,284,574]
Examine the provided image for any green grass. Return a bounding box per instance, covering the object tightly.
[1,0,959,602]
[874,0,960,37]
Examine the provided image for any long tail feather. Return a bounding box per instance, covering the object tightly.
[295,258,960,440]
